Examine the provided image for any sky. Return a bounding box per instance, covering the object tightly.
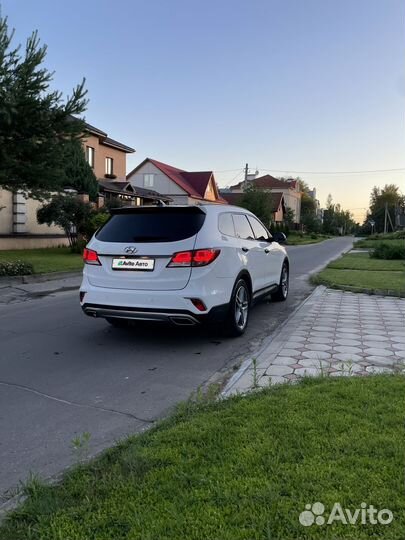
[2,0,405,222]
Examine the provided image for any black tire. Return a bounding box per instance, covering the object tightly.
[271,261,289,302]
[106,317,130,328]
[225,278,250,337]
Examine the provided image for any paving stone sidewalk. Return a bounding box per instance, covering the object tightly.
[223,286,405,396]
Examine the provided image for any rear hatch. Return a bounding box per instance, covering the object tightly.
[86,206,206,291]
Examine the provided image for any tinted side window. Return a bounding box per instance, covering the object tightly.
[232,214,255,240]
[247,216,271,241]
[218,213,236,236]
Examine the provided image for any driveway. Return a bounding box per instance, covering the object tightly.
[0,236,353,498]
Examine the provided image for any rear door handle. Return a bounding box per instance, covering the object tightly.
[242,247,249,252]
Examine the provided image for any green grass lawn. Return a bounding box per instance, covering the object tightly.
[328,252,405,271]
[1,375,404,540]
[312,252,405,295]
[0,248,83,274]
[287,234,331,246]
[354,238,405,250]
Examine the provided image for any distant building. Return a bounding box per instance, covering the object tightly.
[307,187,323,223]
[227,174,302,225]
[220,191,286,224]
[127,158,227,205]
[396,207,405,229]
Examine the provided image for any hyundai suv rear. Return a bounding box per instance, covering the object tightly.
[80,204,289,336]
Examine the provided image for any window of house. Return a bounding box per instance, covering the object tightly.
[144,174,154,187]
[105,157,114,175]
[86,146,95,168]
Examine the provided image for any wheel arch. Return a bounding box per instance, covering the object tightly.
[234,270,253,302]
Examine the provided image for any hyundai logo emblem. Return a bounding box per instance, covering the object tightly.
[124,246,137,254]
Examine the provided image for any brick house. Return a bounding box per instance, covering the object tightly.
[0,122,136,250]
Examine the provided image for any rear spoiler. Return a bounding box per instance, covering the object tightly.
[109,206,206,215]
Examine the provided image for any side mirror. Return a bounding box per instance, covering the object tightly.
[272,232,287,244]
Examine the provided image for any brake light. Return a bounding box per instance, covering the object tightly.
[169,251,193,266]
[167,249,220,267]
[192,249,220,266]
[83,248,101,265]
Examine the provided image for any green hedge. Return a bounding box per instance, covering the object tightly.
[0,260,34,276]
[370,242,405,260]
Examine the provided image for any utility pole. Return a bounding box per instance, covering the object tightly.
[387,207,395,232]
[384,202,388,234]
[244,163,249,191]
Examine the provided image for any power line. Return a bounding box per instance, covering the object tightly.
[214,166,405,178]
[227,169,244,185]
[213,168,242,173]
[259,167,405,175]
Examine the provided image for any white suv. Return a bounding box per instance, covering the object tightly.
[80,204,289,336]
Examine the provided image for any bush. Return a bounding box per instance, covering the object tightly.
[310,233,318,239]
[370,242,405,260]
[82,210,110,240]
[0,260,34,276]
[369,231,405,240]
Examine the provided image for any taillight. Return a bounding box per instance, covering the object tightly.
[167,249,220,267]
[168,251,193,266]
[83,248,101,265]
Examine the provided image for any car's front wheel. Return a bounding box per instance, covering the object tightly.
[271,262,289,302]
[225,278,250,336]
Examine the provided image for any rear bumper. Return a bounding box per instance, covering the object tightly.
[82,302,228,326]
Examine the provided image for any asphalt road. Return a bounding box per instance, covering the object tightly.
[0,236,353,499]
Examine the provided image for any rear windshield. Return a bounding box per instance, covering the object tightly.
[96,207,206,243]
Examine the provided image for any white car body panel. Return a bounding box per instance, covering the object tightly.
[80,204,288,326]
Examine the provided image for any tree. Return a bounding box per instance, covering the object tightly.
[37,195,95,248]
[322,194,335,234]
[366,184,404,233]
[0,15,88,198]
[301,192,320,232]
[284,207,295,228]
[322,194,357,235]
[63,139,98,201]
[240,185,273,227]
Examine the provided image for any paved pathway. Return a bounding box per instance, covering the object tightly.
[223,287,405,395]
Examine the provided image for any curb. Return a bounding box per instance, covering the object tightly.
[0,271,82,288]
[221,286,327,397]
[312,281,405,299]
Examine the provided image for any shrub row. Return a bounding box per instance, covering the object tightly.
[370,242,405,260]
[368,231,405,240]
[0,261,34,276]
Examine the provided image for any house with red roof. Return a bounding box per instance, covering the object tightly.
[220,191,286,224]
[126,158,227,205]
[226,174,302,225]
